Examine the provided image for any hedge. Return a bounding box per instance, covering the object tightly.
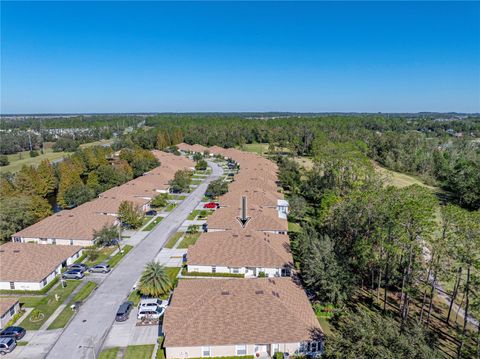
[181,268,244,278]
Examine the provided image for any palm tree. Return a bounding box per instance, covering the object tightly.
[139,261,172,297]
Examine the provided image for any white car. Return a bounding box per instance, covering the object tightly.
[137,305,165,320]
[138,298,167,309]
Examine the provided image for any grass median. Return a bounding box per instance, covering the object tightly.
[142,217,163,231]
[165,232,183,249]
[47,281,98,330]
[107,245,133,267]
[124,344,155,359]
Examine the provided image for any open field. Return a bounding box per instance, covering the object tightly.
[0,139,114,174]
[239,143,269,155]
[0,148,68,174]
[373,161,437,190]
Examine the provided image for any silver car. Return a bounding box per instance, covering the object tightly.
[89,263,111,273]
[0,337,17,355]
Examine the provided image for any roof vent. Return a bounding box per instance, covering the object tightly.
[245,235,252,238]
[255,290,264,295]
[232,235,238,238]
[221,291,230,295]
[0,250,5,253]
[13,250,20,253]
[69,215,74,218]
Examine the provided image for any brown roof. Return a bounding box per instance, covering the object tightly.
[163,277,322,347]
[219,188,282,207]
[188,230,293,268]
[228,178,279,195]
[0,242,82,282]
[79,196,149,214]
[13,209,116,241]
[0,298,19,316]
[151,150,195,170]
[206,206,288,232]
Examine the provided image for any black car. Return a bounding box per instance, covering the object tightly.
[0,326,26,340]
[115,301,133,322]
[145,209,157,216]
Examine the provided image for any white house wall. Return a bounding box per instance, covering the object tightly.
[187,265,280,278]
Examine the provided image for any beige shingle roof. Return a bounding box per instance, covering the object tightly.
[0,242,82,282]
[163,277,322,347]
[13,209,116,241]
[207,205,288,232]
[0,298,19,317]
[79,196,149,214]
[219,188,282,207]
[188,230,293,268]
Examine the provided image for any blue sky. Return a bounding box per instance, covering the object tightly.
[1,1,479,113]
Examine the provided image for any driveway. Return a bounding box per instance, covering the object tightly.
[46,161,223,359]
[102,307,160,348]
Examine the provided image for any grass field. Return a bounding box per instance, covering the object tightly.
[165,232,183,249]
[177,233,200,249]
[0,148,68,174]
[47,281,98,329]
[107,245,133,267]
[239,143,269,155]
[99,347,120,359]
[124,344,155,359]
[142,217,163,231]
[84,247,115,267]
[373,162,437,190]
[20,280,81,330]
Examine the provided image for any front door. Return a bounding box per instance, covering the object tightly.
[254,344,270,357]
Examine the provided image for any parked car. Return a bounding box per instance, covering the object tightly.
[137,306,165,320]
[145,209,157,216]
[203,202,219,209]
[68,263,88,273]
[115,301,133,322]
[62,269,84,280]
[0,337,16,355]
[0,326,26,340]
[138,298,167,309]
[89,263,111,274]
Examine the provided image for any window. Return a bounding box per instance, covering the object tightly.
[232,267,239,274]
[201,346,211,357]
[236,345,247,356]
[70,240,74,245]
[272,344,279,354]
[9,282,14,290]
[52,239,56,245]
[281,268,291,277]
[9,307,15,316]
[42,279,47,287]
[212,266,216,273]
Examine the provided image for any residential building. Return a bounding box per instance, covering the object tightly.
[163,278,323,359]
[0,298,20,330]
[187,230,293,277]
[0,243,83,291]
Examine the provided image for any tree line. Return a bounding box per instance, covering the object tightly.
[0,146,159,241]
[277,138,479,358]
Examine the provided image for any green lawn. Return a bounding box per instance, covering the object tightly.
[84,246,115,267]
[187,210,200,220]
[47,281,98,330]
[141,215,154,227]
[239,143,269,155]
[164,203,176,212]
[124,344,155,359]
[107,245,133,267]
[165,267,181,281]
[177,233,200,249]
[288,222,302,233]
[191,179,203,185]
[20,280,81,330]
[99,347,120,359]
[19,296,45,308]
[0,148,69,174]
[142,217,163,231]
[165,232,183,249]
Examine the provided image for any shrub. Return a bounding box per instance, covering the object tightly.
[258,271,267,278]
[29,150,40,157]
[0,155,9,166]
[275,352,284,359]
[187,225,199,234]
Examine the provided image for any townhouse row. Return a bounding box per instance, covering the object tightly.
[1,150,195,291]
[163,144,323,359]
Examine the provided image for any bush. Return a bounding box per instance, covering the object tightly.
[258,271,267,278]
[195,159,208,171]
[151,193,169,208]
[0,155,9,166]
[275,352,284,359]
[181,268,244,278]
[29,150,40,157]
[187,225,199,234]
[53,138,79,152]
[205,179,228,198]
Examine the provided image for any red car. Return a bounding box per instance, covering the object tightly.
[203,202,219,209]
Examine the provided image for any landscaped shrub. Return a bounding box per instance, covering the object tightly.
[275,352,284,359]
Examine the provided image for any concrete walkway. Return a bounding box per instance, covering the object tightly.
[47,161,223,359]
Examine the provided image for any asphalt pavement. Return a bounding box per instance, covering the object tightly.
[46,161,223,359]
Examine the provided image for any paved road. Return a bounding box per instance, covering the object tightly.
[46,161,223,359]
